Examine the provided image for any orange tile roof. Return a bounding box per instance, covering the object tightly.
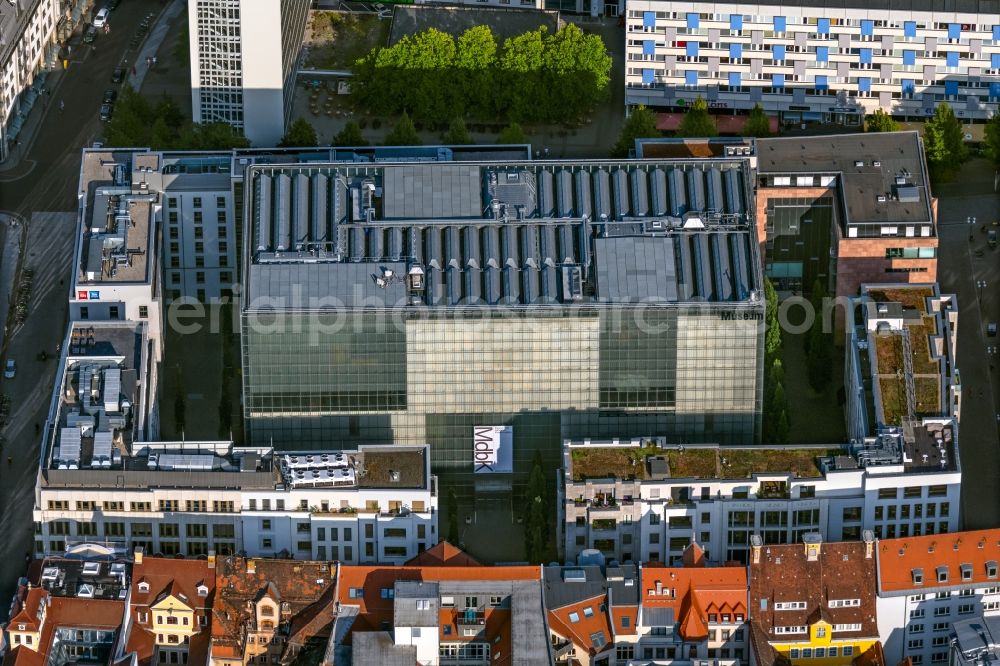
[9,596,126,666]
[877,529,1000,593]
[611,605,637,636]
[2,646,44,666]
[547,593,613,659]
[9,589,47,631]
[642,565,746,641]
[405,541,482,567]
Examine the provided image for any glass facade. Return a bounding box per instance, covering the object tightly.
[763,196,835,293]
[242,305,764,495]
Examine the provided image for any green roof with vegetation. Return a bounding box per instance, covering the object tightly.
[569,446,843,481]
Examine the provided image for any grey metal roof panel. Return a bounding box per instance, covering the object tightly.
[540,225,558,268]
[335,225,349,258]
[725,167,743,215]
[426,268,446,306]
[484,226,500,269]
[333,176,349,226]
[612,168,630,219]
[712,233,733,301]
[484,266,501,304]
[463,268,482,304]
[446,226,462,270]
[383,164,482,219]
[691,233,711,299]
[668,168,687,216]
[542,567,609,609]
[631,169,650,217]
[502,224,519,268]
[521,225,540,269]
[577,219,592,269]
[464,226,481,269]
[593,170,611,221]
[539,169,555,218]
[556,169,574,217]
[522,265,540,304]
[676,233,694,301]
[651,168,668,217]
[559,224,575,265]
[294,173,309,249]
[351,632,418,666]
[687,169,706,213]
[642,606,675,628]
[594,236,678,303]
[730,232,751,301]
[502,265,520,304]
[447,266,462,305]
[275,173,291,252]
[540,265,558,303]
[256,174,272,253]
[311,174,329,243]
[510,580,553,666]
[574,170,592,220]
[409,226,423,264]
[248,261,409,307]
[706,167,724,214]
[388,226,404,261]
[350,227,366,261]
[426,227,443,270]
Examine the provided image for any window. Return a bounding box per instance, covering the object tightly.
[138,305,148,319]
[910,609,925,619]
[829,599,861,608]
[816,627,826,638]
[911,624,925,634]
[569,612,580,623]
[844,647,854,657]
[934,607,949,617]
[959,604,975,615]
[109,306,119,319]
[774,601,807,610]
[908,639,924,650]
[80,306,89,319]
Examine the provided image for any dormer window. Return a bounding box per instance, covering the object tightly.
[988,561,999,579]
[17,624,25,631]
[912,568,924,585]
[937,566,949,583]
[197,585,208,598]
[961,564,974,581]
[138,581,150,593]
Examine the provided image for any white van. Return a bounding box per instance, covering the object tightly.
[94,7,109,28]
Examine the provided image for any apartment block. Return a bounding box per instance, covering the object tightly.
[0,0,59,161]
[33,425,438,563]
[845,284,959,442]
[188,0,310,145]
[624,1,1000,124]
[748,536,882,666]
[755,133,937,300]
[876,529,1000,666]
[561,432,961,566]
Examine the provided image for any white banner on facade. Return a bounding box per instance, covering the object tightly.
[473,425,513,474]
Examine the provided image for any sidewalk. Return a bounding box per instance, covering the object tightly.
[128,0,185,91]
[0,68,65,176]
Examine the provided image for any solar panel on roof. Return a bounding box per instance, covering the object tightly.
[60,428,82,464]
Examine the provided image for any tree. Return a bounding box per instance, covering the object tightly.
[444,117,472,145]
[332,121,368,147]
[923,103,968,180]
[866,108,900,133]
[984,114,1000,167]
[744,104,772,138]
[803,279,825,355]
[612,105,660,157]
[454,26,498,117]
[498,122,527,144]
[764,277,782,360]
[774,409,790,444]
[384,112,421,146]
[807,315,833,392]
[676,97,718,137]
[279,118,318,147]
[524,456,549,563]
[447,487,460,545]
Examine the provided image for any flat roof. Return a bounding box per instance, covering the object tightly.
[244,160,760,310]
[719,0,1000,11]
[757,132,933,229]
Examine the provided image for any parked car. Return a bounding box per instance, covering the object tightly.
[103,88,117,104]
[111,67,125,84]
[989,323,998,337]
[93,7,110,28]
[83,25,97,43]
[3,360,15,379]
[989,229,997,249]
[100,103,114,121]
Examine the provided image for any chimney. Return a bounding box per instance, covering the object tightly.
[247,559,256,575]
[208,550,216,569]
[133,546,143,565]
[655,581,662,595]
[751,534,763,564]
[863,530,875,559]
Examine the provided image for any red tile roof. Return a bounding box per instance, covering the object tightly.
[877,529,1000,593]
[642,565,747,641]
[749,541,878,642]
[547,593,613,659]
[9,589,47,631]
[6,595,126,666]
[405,542,482,567]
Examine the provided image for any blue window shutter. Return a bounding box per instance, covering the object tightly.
[858,77,871,92]
[817,18,830,34]
[994,25,1000,41]
[992,54,1000,69]
[774,16,786,32]
[902,79,915,94]
[904,21,917,38]
[860,48,872,64]
[730,43,743,59]
[773,45,785,60]
[730,14,743,30]
[773,74,785,87]
[643,40,656,56]
[685,70,699,85]
[642,69,655,85]
[945,80,959,96]
[643,11,656,29]
[948,24,961,40]
[990,82,1000,97]
[729,72,742,87]
[861,20,873,36]
[687,13,699,29]
[815,75,828,90]
[903,50,916,66]
[686,42,699,57]
[946,51,959,67]
[816,47,828,62]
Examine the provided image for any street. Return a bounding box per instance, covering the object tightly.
[934,158,1000,529]
[0,0,168,606]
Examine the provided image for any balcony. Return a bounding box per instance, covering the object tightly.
[455,607,486,627]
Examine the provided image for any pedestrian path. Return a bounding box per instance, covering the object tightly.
[128,0,185,91]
